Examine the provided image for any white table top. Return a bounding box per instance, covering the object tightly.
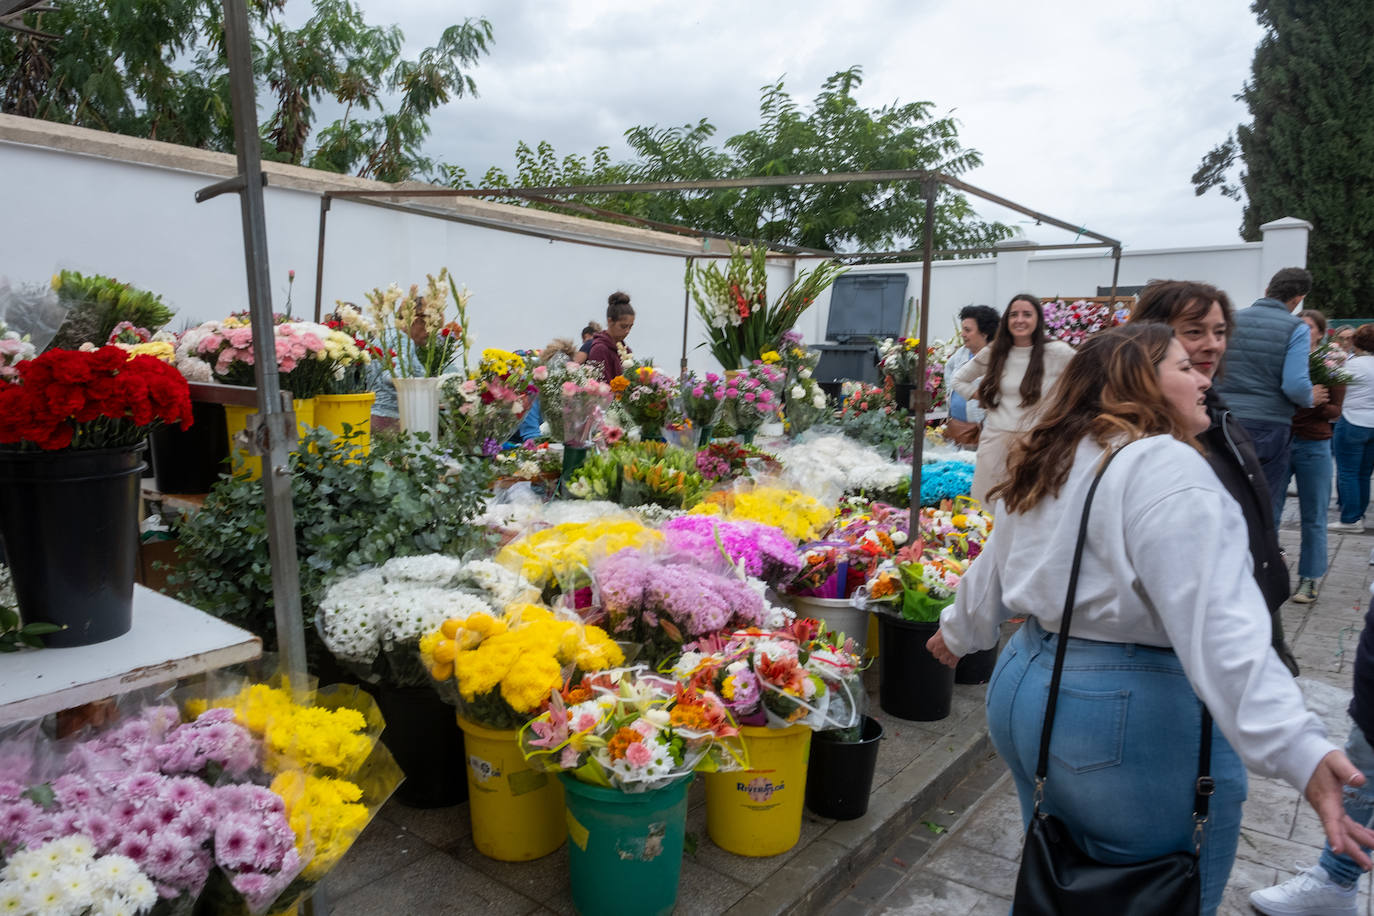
[0,585,262,724]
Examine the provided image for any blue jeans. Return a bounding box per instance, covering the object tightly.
[1239,419,1295,528]
[1318,721,1374,886]
[1288,437,1333,579]
[1334,417,1374,524]
[988,618,1246,916]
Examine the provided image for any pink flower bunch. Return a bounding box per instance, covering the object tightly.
[721,366,779,432]
[153,707,262,779]
[272,322,328,374]
[680,371,725,427]
[561,377,612,446]
[660,515,801,586]
[1042,299,1117,347]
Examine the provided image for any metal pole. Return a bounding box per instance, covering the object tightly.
[202,0,308,687]
[680,257,693,380]
[313,195,331,322]
[1108,246,1122,307]
[910,179,938,536]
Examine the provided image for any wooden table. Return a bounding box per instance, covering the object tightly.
[0,585,261,724]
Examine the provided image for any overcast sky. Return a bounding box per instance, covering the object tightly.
[351,0,1264,252]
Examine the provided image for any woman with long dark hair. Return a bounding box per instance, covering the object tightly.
[950,294,1075,504]
[929,324,1374,915]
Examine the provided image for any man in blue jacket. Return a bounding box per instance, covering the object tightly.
[1215,267,1327,526]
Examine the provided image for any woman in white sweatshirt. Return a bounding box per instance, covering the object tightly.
[950,294,1074,505]
[928,324,1374,915]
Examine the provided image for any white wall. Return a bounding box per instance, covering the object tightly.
[0,117,1309,370]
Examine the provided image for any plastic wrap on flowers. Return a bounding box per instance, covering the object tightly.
[495,515,662,593]
[772,432,907,502]
[518,666,747,793]
[690,477,835,544]
[671,620,862,732]
[658,515,801,587]
[418,602,625,731]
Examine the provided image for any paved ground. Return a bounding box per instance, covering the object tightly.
[825,493,1374,915]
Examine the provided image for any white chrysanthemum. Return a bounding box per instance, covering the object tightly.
[380,554,464,586]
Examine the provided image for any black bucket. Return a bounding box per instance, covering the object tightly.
[805,716,884,820]
[876,615,955,722]
[373,684,469,808]
[955,646,999,685]
[0,444,144,647]
[149,401,229,494]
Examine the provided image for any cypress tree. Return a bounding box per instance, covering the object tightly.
[1193,1,1374,317]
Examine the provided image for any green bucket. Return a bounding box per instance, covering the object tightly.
[559,773,691,916]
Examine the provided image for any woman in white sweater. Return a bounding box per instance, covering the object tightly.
[950,294,1075,504]
[928,325,1374,914]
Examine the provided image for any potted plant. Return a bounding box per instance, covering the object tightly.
[419,602,625,861]
[0,345,192,646]
[672,618,862,856]
[519,667,746,916]
[316,554,537,807]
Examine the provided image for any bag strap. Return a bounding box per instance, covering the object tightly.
[1030,444,1213,845]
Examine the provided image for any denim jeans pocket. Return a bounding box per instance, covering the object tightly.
[1048,686,1129,774]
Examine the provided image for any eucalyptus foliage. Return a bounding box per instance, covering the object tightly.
[456,66,1012,253]
[168,427,494,655]
[1192,0,1374,316]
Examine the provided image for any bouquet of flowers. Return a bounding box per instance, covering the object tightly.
[836,383,914,459]
[921,334,961,412]
[672,619,862,730]
[1310,340,1354,386]
[561,377,613,447]
[566,442,709,510]
[680,371,726,437]
[316,554,520,688]
[688,245,846,370]
[721,363,781,436]
[496,517,663,592]
[532,357,602,442]
[191,317,362,398]
[442,348,536,455]
[319,316,374,394]
[519,667,746,791]
[359,268,468,378]
[0,317,37,380]
[492,441,564,488]
[613,365,681,437]
[863,551,969,622]
[591,547,771,666]
[876,336,922,384]
[917,499,993,559]
[693,440,780,483]
[419,603,625,729]
[1041,299,1122,347]
[693,483,834,543]
[660,515,801,587]
[0,346,192,450]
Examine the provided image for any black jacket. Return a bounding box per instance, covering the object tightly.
[1201,388,1298,676]
[1349,598,1374,739]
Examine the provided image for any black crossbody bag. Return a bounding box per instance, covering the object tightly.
[1012,447,1214,916]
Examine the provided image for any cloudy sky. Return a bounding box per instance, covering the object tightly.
[353,0,1264,252]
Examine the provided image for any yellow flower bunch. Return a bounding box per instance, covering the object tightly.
[193,684,374,775]
[693,485,833,542]
[271,770,370,881]
[124,340,176,362]
[760,350,782,364]
[421,605,624,716]
[479,347,525,378]
[322,328,370,366]
[496,518,662,587]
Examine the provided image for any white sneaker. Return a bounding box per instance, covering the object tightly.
[1249,864,1357,915]
[1328,518,1366,532]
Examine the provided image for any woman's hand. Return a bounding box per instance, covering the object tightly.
[926,628,961,669]
[1305,749,1374,869]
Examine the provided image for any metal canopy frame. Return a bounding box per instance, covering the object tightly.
[311,172,1122,531]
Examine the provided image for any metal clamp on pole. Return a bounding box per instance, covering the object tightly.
[194,171,268,204]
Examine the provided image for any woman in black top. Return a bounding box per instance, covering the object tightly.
[1131,279,1298,675]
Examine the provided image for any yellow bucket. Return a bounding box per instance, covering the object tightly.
[867,613,880,661]
[223,398,315,480]
[458,716,566,861]
[314,392,375,459]
[704,723,811,856]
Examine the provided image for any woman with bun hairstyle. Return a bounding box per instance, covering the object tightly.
[950,294,1075,504]
[585,291,635,382]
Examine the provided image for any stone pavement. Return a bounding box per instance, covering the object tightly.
[826,495,1374,915]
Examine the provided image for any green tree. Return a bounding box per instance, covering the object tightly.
[1192,1,1374,316]
[0,0,492,183]
[456,67,1011,253]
